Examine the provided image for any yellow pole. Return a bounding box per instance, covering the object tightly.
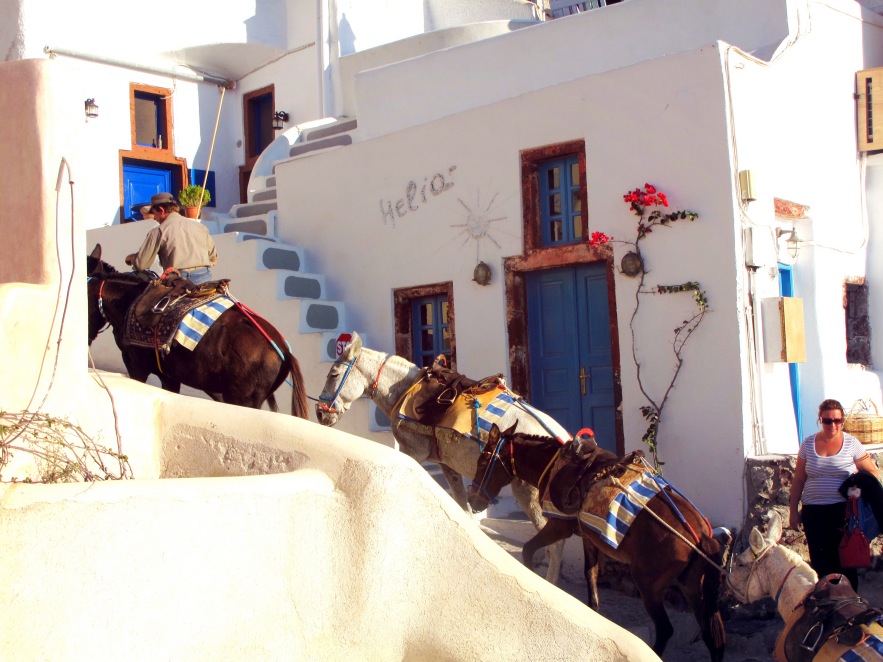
[197,85,226,216]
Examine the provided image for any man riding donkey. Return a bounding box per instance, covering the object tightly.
[125,192,218,284]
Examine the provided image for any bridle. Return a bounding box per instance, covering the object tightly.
[317,350,389,415]
[726,541,776,605]
[469,434,564,510]
[87,276,111,335]
[469,434,513,508]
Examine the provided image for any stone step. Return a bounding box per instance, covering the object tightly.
[252,188,277,203]
[300,118,357,142]
[290,134,352,159]
[217,212,276,237]
[237,233,279,243]
[299,299,347,334]
[232,200,278,218]
[274,269,324,300]
[251,241,305,272]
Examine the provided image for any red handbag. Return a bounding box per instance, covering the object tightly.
[839,497,872,569]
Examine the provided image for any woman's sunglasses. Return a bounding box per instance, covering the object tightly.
[821,417,844,425]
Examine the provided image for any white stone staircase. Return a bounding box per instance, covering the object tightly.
[203,116,392,432]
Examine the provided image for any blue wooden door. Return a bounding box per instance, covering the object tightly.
[527,263,615,450]
[122,163,173,221]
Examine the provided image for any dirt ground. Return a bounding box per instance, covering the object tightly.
[479,521,883,662]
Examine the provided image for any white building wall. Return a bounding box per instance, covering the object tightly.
[726,1,883,452]
[271,44,746,524]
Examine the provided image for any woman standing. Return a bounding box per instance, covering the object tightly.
[788,398,879,590]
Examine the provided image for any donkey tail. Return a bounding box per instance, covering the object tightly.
[288,352,309,419]
[699,534,726,656]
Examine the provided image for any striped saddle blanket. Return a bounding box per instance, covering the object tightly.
[574,466,667,549]
[124,293,233,352]
[398,383,570,446]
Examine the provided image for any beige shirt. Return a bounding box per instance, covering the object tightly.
[132,212,218,272]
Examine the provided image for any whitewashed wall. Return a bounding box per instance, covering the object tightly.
[271,43,746,524]
[726,2,883,452]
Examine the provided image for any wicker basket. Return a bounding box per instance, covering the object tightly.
[843,399,883,445]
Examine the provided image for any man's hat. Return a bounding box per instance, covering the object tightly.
[150,192,177,206]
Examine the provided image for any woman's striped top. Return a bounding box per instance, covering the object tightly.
[798,433,868,505]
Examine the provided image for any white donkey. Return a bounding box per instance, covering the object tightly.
[316,332,568,583]
[727,511,883,661]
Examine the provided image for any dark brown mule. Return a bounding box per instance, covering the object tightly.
[468,423,725,662]
[87,244,308,417]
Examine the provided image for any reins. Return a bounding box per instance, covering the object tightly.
[229,297,297,388]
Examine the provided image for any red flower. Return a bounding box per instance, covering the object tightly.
[644,183,656,194]
[589,231,613,247]
[657,192,668,207]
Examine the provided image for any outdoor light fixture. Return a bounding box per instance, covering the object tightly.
[473,261,491,286]
[777,226,801,259]
[272,110,289,130]
[84,98,98,119]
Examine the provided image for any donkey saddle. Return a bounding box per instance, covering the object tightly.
[780,573,883,661]
[123,275,231,351]
[408,355,504,428]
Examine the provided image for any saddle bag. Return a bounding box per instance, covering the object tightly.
[839,497,872,569]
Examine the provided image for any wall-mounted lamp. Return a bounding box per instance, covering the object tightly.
[473,261,491,286]
[776,226,801,259]
[272,111,289,130]
[84,98,99,119]
[739,169,756,203]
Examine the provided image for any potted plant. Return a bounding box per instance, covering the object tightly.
[178,185,211,219]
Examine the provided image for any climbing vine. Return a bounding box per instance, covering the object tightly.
[0,410,132,483]
[592,184,707,469]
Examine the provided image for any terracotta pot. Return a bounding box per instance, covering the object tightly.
[183,207,200,219]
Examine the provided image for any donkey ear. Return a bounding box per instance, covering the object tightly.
[766,511,783,544]
[488,424,501,443]
[749,526,766,555]
[90,244,102,261]
[349,332,362,355]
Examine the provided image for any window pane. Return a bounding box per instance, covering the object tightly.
[421,328,434,348]
[418,302,433,326]
[550,219,563,242]
[546,167,560,190]
[571,189,581,214]
[440,301,449,325]
[570,162,580,187]
[442,327,451,350]
[548,193,561,216]
[572,214,582,238]
[134,96,158,147]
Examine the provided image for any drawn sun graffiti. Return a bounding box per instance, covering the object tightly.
[451,191,506,261]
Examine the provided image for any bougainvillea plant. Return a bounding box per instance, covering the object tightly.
[589,231,613,248]
[595,184,706,469]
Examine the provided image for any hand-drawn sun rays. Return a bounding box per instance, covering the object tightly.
[451,191,506,260]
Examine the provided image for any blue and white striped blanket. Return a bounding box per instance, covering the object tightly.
[577,471,667,549]
[839,635,883,662]
[173,296,235,350]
